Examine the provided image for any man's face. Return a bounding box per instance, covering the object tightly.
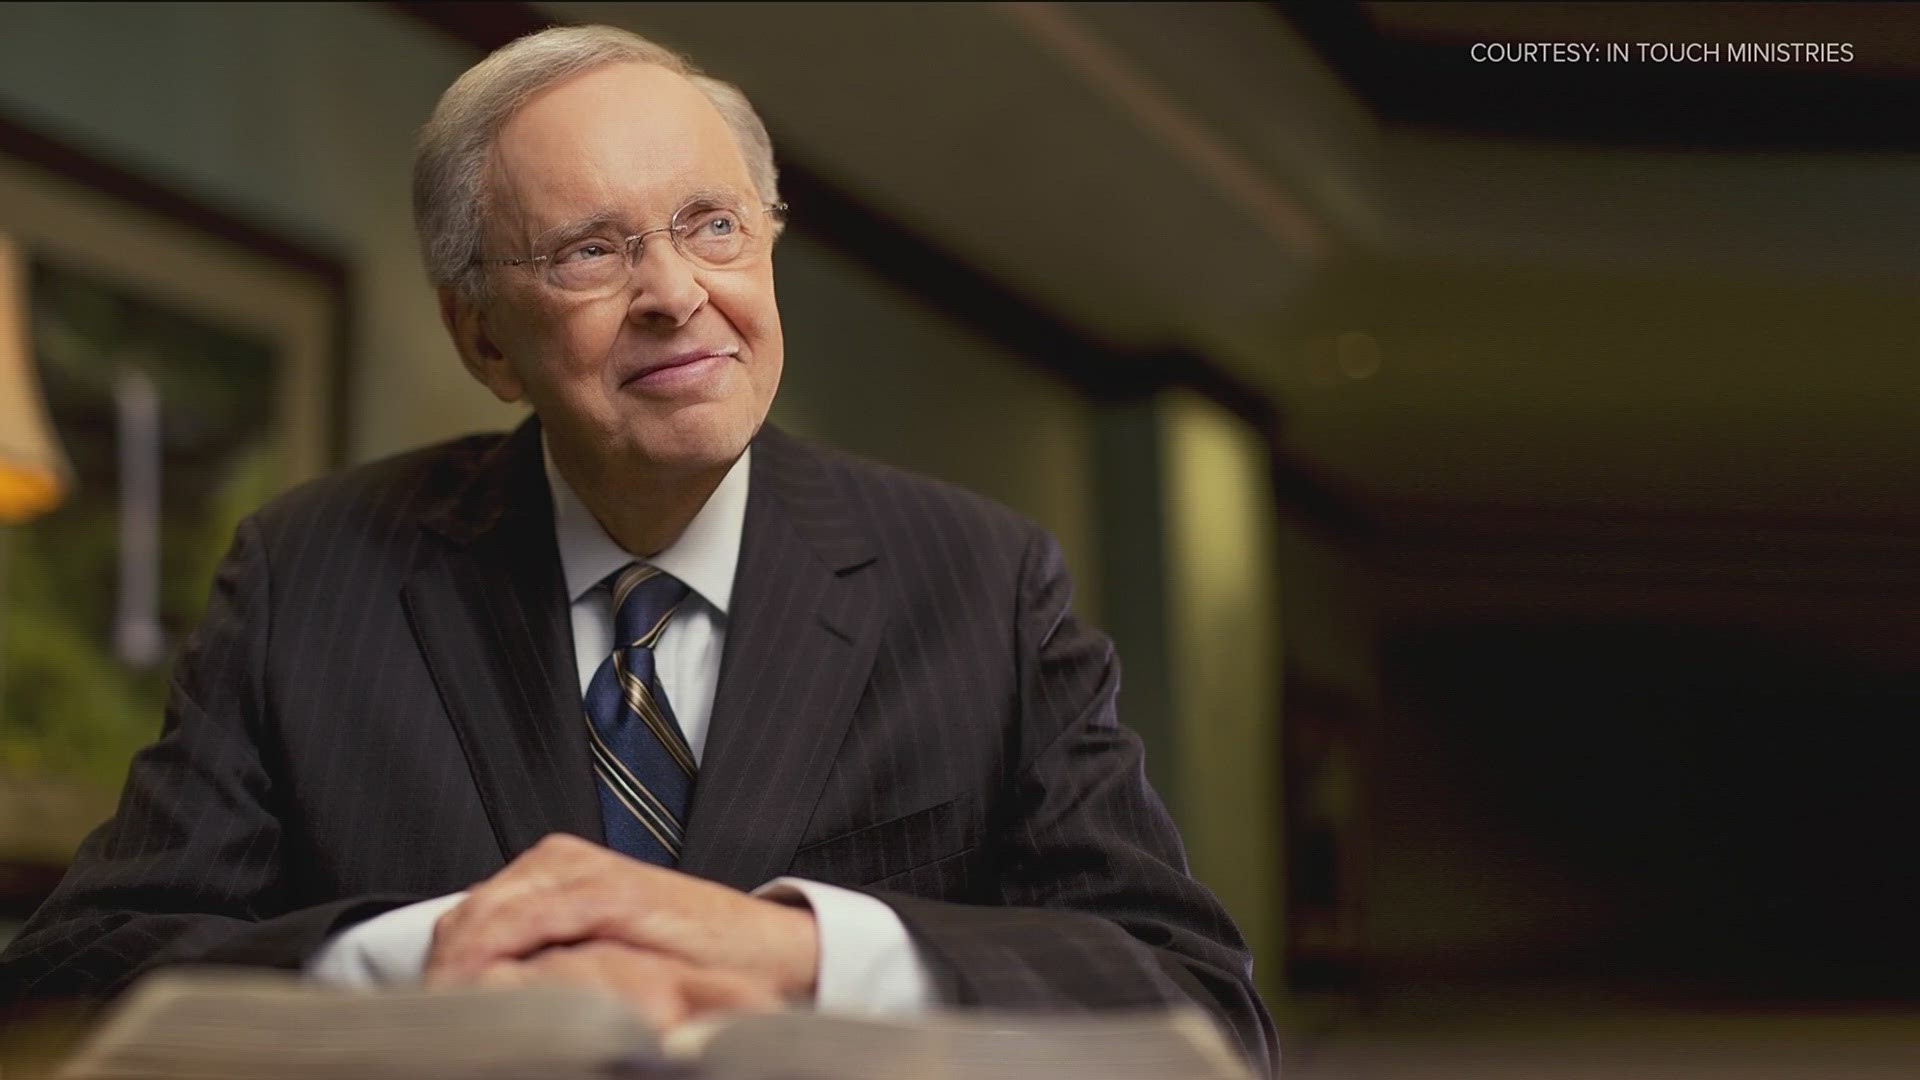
[449,61,783,474]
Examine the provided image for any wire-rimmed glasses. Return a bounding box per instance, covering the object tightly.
[473,196,788,296]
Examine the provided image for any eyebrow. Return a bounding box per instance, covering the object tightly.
[532,211,627,250]
[531,189,751,247]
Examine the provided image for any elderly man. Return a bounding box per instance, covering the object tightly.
[0,24,1276,1074]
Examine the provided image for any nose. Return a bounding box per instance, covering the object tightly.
[625,233,707,327]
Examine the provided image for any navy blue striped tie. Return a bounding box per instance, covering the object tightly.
[583,563,694,866]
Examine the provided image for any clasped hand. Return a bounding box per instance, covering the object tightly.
[424,833,819,1029]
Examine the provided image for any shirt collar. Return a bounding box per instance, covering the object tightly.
[543,433,750,615]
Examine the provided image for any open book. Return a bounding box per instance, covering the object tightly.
[57,969,1255,1080]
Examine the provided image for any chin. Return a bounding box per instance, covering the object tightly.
[627,403,760,472]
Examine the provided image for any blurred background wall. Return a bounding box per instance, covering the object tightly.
[2,1,1918,1069]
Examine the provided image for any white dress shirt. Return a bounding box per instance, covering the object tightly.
[306,439,936,1014]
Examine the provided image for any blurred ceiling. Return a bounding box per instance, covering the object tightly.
[540,2,1919,543]
[545,1,1380,357]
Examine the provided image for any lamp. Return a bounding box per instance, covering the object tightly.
[0,232,70,524]
[0,232,71,749]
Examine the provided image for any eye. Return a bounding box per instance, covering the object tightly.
[554,239,621,264]
[682,208,741,237]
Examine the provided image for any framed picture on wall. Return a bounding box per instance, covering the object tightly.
[0,113,349,923]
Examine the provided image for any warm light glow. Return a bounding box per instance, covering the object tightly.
[0,232,70,523]
[0,466,62,522]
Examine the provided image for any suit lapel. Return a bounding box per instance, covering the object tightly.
[676,426,884,891]
[402,416,604,863]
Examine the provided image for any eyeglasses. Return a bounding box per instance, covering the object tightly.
[473,197,788,296]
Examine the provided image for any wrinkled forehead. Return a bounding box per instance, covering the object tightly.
[485,61,754,243]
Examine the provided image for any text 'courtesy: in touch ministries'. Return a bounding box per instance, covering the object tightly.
[1469,41,1856,64]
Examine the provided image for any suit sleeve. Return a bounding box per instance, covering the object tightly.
[0,516,416,1008]
[867,527,1280,1078]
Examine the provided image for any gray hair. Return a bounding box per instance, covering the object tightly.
[413,24,781,300]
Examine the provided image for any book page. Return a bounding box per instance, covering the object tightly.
[671,1008,1254,1080]
[58,969,658,1080]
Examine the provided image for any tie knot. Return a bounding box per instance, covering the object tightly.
[608,563,689,651]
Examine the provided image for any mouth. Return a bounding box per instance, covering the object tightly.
[620,346,738,388]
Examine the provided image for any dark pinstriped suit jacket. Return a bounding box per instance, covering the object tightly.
[0,416,1278,1075]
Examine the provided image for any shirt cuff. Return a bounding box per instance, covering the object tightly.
[753,877,940,1015]
[304,892,468,987]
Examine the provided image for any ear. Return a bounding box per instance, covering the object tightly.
[438,286,525,404]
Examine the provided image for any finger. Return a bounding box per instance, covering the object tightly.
[438,858,718,979]
[469,943,759,1032]
[442,835,619,935]
[432,878,641,979]
[474,959,537,989]
[590,946,697,1030]
[453,837,603,916]
[429,850,645,975]
[429,884,552,975]
[527,942,693,1031]
[679,966,786,1020]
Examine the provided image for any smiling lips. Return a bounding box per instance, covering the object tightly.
[622,347,737,388]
